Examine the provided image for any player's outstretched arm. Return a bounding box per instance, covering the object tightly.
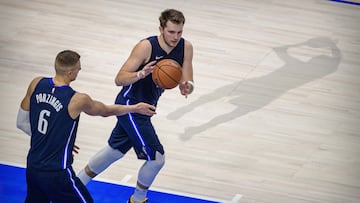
[69,93,156,118]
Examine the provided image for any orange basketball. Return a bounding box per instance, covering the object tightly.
[152,59,182,89]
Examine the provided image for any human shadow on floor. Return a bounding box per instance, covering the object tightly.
[167,37,341,141]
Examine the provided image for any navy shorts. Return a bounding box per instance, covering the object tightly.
[25,166,93,203]
[108,111,164,161]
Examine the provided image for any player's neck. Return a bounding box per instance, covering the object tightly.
[53,75,70,86]
[158,35,174,54]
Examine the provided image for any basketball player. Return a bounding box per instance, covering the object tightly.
[16,50,156,203]
[77,9,194,203]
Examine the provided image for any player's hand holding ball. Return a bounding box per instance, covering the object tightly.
[137,61,156,79]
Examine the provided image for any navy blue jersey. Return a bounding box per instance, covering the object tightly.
[117,36,185,106]
[28,77,79,171]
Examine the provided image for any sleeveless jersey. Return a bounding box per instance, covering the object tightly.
[117,36,185,106]
[28,77,79,171]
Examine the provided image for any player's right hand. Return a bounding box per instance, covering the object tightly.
[138,61,156,79]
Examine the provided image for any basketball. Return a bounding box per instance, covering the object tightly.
[152,59,182,89]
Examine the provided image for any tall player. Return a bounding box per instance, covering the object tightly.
[77,9,194,203]
[16,50,156,203]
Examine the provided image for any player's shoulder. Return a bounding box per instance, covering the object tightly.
[71,92,91,103]
[136,38,152,49]
[68,91,92,118]
[184,39,193,49]
[31,76,44,85]
[132,38,152,59]
[69,91,93,113]
[28,76,44,91]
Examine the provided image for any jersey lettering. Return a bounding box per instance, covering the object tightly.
[35,93,63,112]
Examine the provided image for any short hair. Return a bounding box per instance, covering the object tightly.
[159,9,185,28]
[54,50,80,74]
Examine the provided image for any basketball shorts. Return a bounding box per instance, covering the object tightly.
[108,112,164,161]
[25,166,93,203]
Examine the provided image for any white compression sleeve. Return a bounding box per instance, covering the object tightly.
[78,145,124,185]
[132,152,165,202]
[88,145,124,174]
[16,108,31,136]
[137,151,165,187]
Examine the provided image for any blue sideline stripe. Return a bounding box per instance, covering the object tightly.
[0,163,220,203]
[328,0,360,6]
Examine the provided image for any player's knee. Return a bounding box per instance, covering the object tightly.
[152,151,165,170]
[105,145,124,160]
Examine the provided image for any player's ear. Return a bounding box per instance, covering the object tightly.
[67,69,74,77]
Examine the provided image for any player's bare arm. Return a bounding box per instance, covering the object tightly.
[20,77,43,111]
[68,93,156,119]
[115,40,156,86]
[179,40,194,96]
[16,77,42,135]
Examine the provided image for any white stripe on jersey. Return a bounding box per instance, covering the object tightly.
[63,121,76,169]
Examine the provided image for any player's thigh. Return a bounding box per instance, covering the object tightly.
[108,119,133,154]
[127,114,164,160]
[53,168,93,203]
[25,168,50,203]
[25,184,50,203]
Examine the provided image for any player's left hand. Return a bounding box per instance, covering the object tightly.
[179,81,194,98]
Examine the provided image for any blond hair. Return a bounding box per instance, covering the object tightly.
[54,50,80,74]
[159,9,185,28]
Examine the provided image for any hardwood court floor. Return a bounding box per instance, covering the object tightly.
[0,0,359,202]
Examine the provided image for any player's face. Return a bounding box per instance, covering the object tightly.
[160,21,184,48]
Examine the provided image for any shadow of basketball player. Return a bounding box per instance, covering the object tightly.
[167,37,342,141]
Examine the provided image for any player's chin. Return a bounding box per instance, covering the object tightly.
[170,41,179,46]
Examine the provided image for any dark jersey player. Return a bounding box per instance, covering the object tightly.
[77,9,194,203]
[16,50,156,203]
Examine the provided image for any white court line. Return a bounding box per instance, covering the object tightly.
[119,174,132,183]
[230,194,243,203]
